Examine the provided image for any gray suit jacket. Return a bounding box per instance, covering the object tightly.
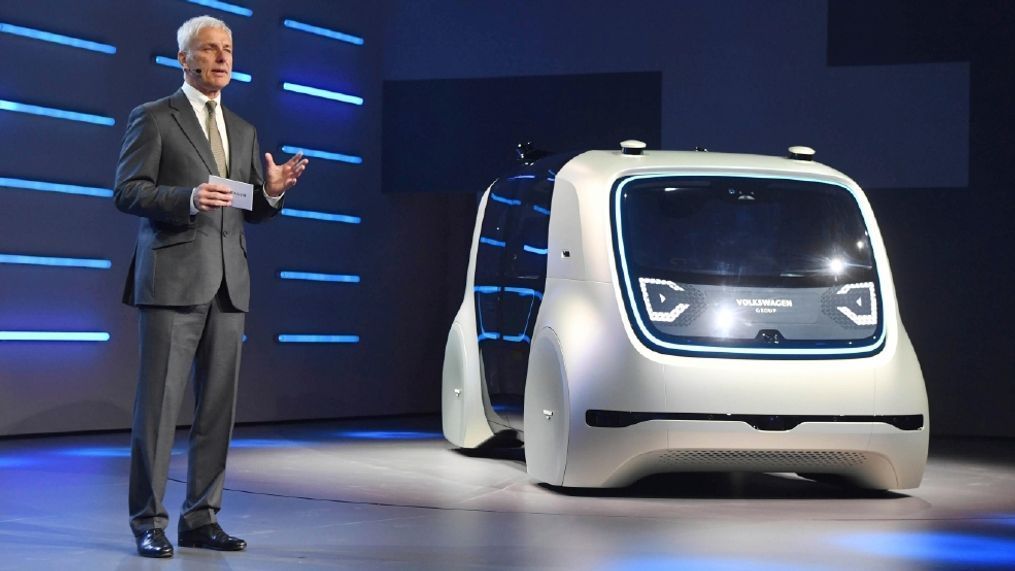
[114,89,281,312]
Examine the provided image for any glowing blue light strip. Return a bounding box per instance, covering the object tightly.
[0,254,111,269]
[0,99,114,126]
[282,82,363,106]
[477,332,500,341]
[503,287,543,299]
[281,145,361,165]
[523,245,548,255]
[0,177,113,198]
[479,237,505,248]
[490,193,521,206]
[0,331,110,342]
[0,23,116,54]
[153,56,252,83]
[280,208,361,224]
[277,334,359,344]
[501,333,531,343]
[282,19,364,46]
[279,271,360,283]
[533,205,550,216]
[185,0,252,17]
[506,174,536,181]
[613,172,887,356]
[475,285,543,300]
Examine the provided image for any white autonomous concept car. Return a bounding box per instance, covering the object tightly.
[442,142,928,490]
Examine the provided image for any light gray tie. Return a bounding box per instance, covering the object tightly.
[205,100,229,177]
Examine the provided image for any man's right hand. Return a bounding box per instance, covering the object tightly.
[193,183,233,211]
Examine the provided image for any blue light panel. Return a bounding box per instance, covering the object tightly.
[282,82,363,106]
[280,208,361,224]
[153,56,252,83]
[0,253,111,269]
[0,331,110,342]
[505,174,536,181]
[281,145,362,165]
[185,0,252,17]
[282,19,364,46]
[279,271,360,283]
[0,177,113,198]
[523,245,548,255]
[277,334,359,344]
[533,205,551,216]
[0,22,116,54]
[0,99,114,126]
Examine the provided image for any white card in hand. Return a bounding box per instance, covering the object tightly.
[209,175,254,211]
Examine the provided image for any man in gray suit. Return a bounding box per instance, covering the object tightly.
[114,15,308,558]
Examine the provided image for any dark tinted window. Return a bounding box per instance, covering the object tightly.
[473,153,576,422]
[613,175,883,357]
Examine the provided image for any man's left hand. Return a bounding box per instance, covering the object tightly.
[264,152,309,197]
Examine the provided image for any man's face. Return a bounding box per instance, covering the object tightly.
[178,26,233,96]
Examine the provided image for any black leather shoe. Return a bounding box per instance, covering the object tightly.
[136,529,174,558]
[178,523,247,551]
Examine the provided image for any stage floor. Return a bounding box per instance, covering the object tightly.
[1,416,1013,570]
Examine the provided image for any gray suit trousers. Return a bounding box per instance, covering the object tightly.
[128,286,244,535]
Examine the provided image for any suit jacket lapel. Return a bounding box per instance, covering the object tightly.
[168,89,219,176]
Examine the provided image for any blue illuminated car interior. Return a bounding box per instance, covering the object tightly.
[472,151,579,419]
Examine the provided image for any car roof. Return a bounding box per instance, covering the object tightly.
[563,149,855,186]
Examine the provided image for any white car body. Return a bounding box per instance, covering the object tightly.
[442,146,929,490]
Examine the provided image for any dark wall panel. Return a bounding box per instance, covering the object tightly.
[382,72,662,193]
[0,0,455,435]
[382,0,1008,437]
[829,0,1015,436]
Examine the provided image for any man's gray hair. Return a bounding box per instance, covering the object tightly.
[177,15,231,52]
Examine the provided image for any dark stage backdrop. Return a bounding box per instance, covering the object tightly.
[0,0,466,436]
[2,1,1011,439]
[382,72,662,193]
[383,0,1011,438]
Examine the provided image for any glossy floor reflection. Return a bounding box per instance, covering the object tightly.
[0,416,1013,570]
